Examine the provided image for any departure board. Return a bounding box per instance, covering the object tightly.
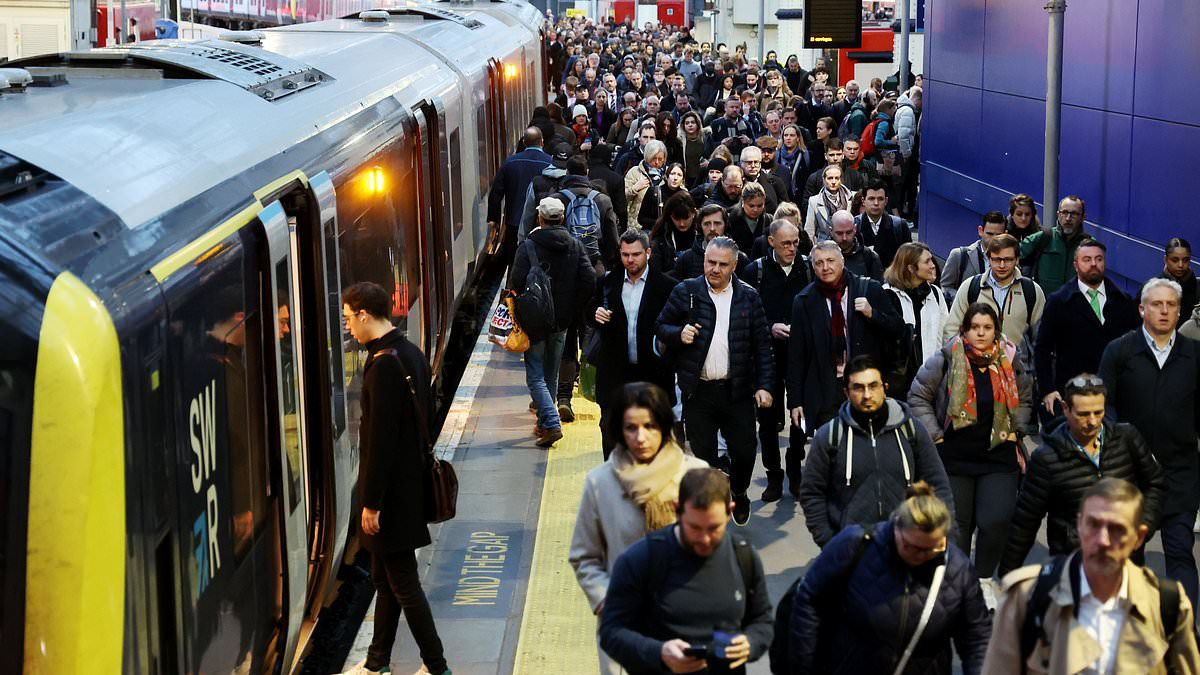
[804,0,863,49]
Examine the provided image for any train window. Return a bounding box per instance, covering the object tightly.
[449,129,464,236]
[274,260,304,513]
[476,102,490,194]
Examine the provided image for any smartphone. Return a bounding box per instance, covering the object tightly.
[682,644,708,659]
[712,631,735,660]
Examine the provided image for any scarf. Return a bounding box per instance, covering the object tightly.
[572,122,591,146]
[611,441,687,531]
[817,273,849,365]
[821,184,851,217]
[777,145,802,177]
[946,336,1021,449]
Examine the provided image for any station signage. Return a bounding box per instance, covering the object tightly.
[804,0,863,49]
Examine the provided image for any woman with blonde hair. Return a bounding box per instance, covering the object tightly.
[883,242,950,393]
[678,110,708,187]
[570,383,709,675]
[804,164,852,242]
[787,481,991,674]
[757,68,794,112]
[773,123,811,201]
[625,139,668,230]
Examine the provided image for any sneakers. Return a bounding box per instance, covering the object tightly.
[557,401,576,423]
[979,577,997,613]
[536,427,564,447]
[760,475,784,503]
[732,493,751,526]
[342,661,389,675]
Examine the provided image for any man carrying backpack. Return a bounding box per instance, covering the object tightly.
[507,197,596,447]
[943,233,1045,349]
[983,478,1200,675]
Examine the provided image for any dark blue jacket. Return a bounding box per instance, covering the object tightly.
[655,276,775,399]
[788,521,991,675]
[487,147,552,228]
[1033,277,1139,400]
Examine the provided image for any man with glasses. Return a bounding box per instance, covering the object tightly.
[996,375,1166,578]
[1020,195,1089,294]
[1099,277,1200,611]
[744,220,812,502]
[985,479,1200,674]
[798,356,953,548]
[944,233,1045,348]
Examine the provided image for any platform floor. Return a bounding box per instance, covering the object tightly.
[340,332,1193,675]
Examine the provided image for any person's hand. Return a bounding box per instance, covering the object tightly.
[634,175,651,192]
[595,307,613,324]
[724,635,751,669]
[1042,391,1063,414]
[680,323,702,345]
[738,134,752,145]
[581,140,593,151]
[721,136,735,146]
[854,297,872,318]
[361,508,381,536]
[660,640,706,673]
[771,322,791,340]
[790,406,805,428]
[755,389,773,408]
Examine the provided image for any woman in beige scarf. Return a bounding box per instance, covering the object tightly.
[570,382,708,675]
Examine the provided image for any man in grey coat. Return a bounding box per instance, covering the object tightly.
[941,211,1008,302]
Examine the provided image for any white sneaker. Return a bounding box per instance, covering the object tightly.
[1193,510,1200,534]
[342,661,388,675]
[979,577,997,612]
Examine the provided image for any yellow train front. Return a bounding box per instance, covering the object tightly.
[0,2,545,672]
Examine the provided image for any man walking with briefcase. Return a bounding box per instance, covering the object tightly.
[341,281,452,675]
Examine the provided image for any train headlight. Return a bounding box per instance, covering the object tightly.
[365,166,385,193]
[504,63,517,79]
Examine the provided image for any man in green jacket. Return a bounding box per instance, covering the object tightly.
[1020,195,1088,294]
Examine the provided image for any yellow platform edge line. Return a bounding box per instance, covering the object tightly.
[512,393,604,675]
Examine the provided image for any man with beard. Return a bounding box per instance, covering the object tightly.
[736,145,781,215]
[704,165,744,210]
[599,469,774,673]
[673,204,749,283]
[831,210,884,282]
[707,96,754,157]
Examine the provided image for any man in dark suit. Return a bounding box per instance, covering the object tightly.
[588,229,679,457]
[1099,277,1200,611]
[342,281,450,675]
[854,180,912,269]
[788,241,905,436]
[1035,239,1139,423]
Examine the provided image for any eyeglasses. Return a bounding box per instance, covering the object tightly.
[1058,209,1083,218]
[897,529,948,556]
[1067,374,1104,388]
[988,256,1017,265]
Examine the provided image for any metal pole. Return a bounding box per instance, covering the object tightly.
[106,0,115,45]
[757,0,765,63]
[120,0,127,43]
[1043,0,1067,222]
[899,0,910,91]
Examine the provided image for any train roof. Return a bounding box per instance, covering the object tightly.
[0,5,534,243]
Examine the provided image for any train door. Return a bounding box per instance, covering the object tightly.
[411,100,453,366]
[256,199,312,669]
[488,59,509,159]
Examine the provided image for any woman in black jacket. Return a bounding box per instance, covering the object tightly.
[788,482,991,675]
[649,192,698,276]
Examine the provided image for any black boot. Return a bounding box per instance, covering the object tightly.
[761,472,784,503]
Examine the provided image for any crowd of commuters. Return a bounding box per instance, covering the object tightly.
[475,12,1200,675]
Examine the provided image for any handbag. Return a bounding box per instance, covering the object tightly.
[374,348,459,523]
[489,291,530,353]
[891,563,945,675]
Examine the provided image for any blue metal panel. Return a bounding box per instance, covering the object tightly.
[1061,0,1136,114]
[981,0,1046,99]
[978,91,1046,194]
[1058,105,1132,233]
[921,81,982,176]
[1134,0,1200,127]
[1129,116,1200,243]
[926,0,985,88]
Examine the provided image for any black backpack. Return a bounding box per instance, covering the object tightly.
[514,242,560,341]
[770,530,873,674]
[966,274,1038,332]
[1019,553,1188,674]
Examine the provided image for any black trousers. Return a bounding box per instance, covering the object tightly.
[367,549,447,674]
[1157,511,1200,612]
[948,472,1020,578]
[758,346,804,485]
[558,319,582,403]
[684,380,758,495]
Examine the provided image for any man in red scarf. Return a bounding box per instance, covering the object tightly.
[787,241,905,436]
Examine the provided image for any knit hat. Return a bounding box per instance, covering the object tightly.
[572,104,589,120]
[707,157,728,173]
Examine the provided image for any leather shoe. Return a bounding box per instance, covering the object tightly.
[760,477,783,503]
[536,427,564,447]
[732,493,750,526]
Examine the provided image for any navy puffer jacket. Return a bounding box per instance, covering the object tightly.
[788,521,992,675]
[655,276,775,399]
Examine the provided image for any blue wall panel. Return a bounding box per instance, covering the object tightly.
[921,0,1200,286]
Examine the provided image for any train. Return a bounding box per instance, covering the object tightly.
[0,1,545,672]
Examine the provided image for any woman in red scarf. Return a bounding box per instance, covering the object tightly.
[907,303,1034,609]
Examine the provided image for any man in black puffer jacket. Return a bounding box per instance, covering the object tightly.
[996,374,1167,577]
[656,236,775,525]
[673,204,748,280]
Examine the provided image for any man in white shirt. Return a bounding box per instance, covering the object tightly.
[983,478,1200,674]
[655,237,776,525]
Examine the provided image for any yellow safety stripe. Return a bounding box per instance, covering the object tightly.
[25,272,126,675]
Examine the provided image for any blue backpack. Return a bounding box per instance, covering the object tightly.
[559,189,602,261]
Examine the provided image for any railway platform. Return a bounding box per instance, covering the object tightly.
[337,331,1190,675]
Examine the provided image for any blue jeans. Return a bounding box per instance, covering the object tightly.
[525,330,567,430]
[1158,511,1199,611]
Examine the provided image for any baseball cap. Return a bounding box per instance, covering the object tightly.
[537,197,565,223]
[551,149,572,169]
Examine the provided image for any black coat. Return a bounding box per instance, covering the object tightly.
[746,253,811,385]
[789,521,991,675]
[1034,278,1140,400]
[843,242,885,282]
[997,419,1167,577]
[787,272,905,421]
[587,267,678,406]
[588,156,630,232]
[673,234,749,281]
[726,204,771,256]
[1099,329,1200,514]
[359,330,433,553]
[507,227,597,331]
[855,213,913,270]
[655,276,775,399]
[486,147,553,228]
